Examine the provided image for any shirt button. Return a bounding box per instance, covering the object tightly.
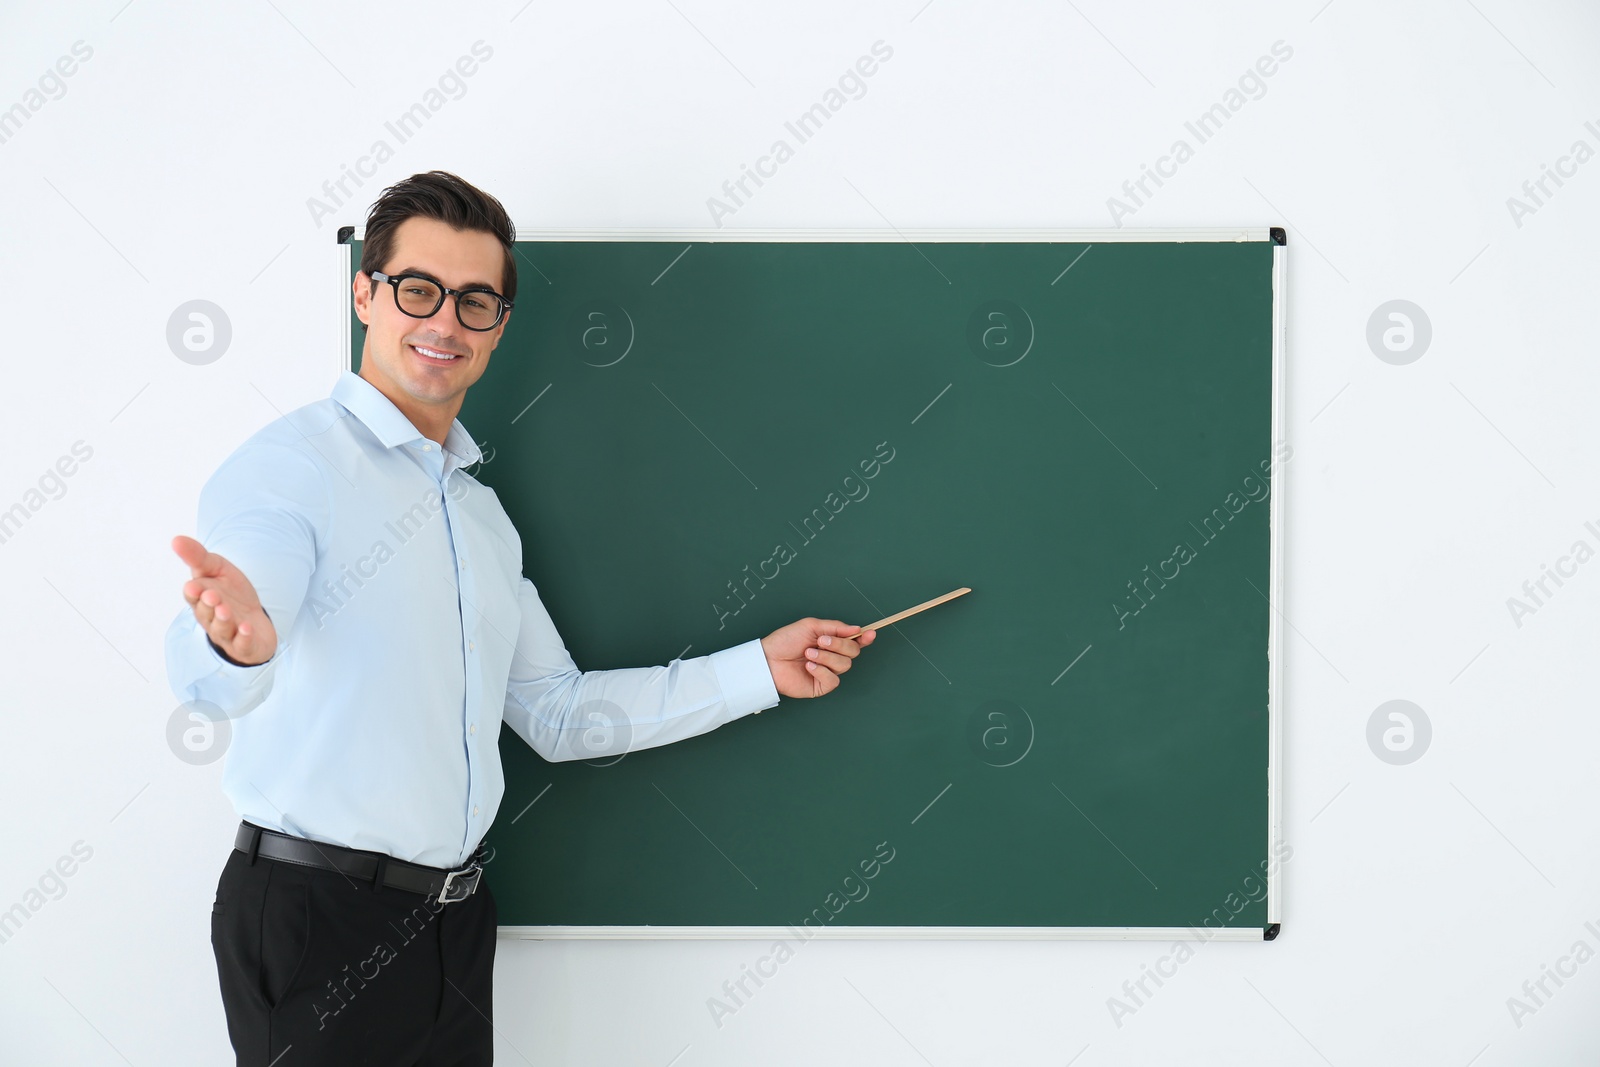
[422,443,433,452]
[468,641,475,652]
[470,723,477,735]
[473,805,479,816]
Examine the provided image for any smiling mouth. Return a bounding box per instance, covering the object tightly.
[410,343,466,365]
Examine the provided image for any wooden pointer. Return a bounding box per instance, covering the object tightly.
[840,587,971,640]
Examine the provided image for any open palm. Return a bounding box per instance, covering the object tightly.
[171,534,277,666]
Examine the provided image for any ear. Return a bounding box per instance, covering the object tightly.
[353,272,372,327]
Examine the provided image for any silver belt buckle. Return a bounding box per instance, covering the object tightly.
[436,863,482,905]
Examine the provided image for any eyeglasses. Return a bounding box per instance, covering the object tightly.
[370,271,513,331]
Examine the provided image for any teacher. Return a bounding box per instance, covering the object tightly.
[164,169,876,1066]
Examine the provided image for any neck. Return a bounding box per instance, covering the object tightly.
[358,362,457,447]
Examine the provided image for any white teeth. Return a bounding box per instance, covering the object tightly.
[414,345,460,360]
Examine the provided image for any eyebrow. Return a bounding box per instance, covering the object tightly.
[393,266,502,292]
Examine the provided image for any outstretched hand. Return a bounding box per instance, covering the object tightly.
[171,534,277,667]
[760,618,877,699]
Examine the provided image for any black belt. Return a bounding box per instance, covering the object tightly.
[234,822,487,904]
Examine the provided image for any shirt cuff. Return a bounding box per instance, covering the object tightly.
[707,637,781,717]
[165,611,281,721]
[208,635,265,669]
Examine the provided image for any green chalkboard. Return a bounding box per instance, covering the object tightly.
[342,229,1286,938]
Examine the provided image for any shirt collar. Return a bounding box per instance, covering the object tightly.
[331,370,483,469]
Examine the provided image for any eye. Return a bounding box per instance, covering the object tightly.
[463,293,491,310]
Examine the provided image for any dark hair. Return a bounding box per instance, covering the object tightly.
[360,170,517,304]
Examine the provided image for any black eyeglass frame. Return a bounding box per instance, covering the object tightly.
[369,270,514,331]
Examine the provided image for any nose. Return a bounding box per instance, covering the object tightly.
[425,296,458,332]
[418,298,465,348]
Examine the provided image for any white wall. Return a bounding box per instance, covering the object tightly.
[2,1,1597,1063]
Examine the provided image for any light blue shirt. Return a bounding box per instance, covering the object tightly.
[165,371,780,869]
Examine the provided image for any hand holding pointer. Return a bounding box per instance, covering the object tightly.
[759,587,970,699]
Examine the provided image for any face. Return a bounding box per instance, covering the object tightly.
[352,215,510,424]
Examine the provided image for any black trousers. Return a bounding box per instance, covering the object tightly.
[211,845,497,1066]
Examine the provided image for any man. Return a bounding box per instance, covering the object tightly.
[165,170,876,1066]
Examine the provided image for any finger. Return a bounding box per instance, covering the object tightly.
[173,535,221,576]
[187,581,208,604]
[189,586,217,623]
[202,613,239,653]
[805,647,852,673]
[184,578,228,612]
[196,585,228,615]
[198,600,231,638]
[817,619,871,640]
[816,633,860,657]
[172,534,201,566]
[191,591,237,644]
[804,660,839,691]
[200,587,240,625]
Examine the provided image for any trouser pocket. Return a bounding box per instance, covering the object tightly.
[257,863,312,1011]
[211,850,313,1015]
